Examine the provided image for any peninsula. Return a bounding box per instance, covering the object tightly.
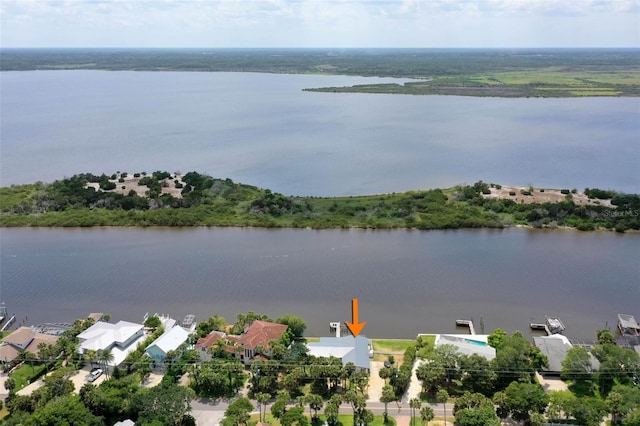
[1,171,638,232]
[2,48,639,98]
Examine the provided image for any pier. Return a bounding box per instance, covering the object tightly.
[530,316,565,336]
[1,315,16,332]
[455,319,476,335]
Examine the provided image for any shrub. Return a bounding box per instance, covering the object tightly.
[539,188,545,192]
[509,191,516,196]
[560,189,570,194]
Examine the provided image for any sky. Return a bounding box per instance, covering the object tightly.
[1,0,639,48]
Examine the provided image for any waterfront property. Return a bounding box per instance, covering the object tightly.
[533,334,599,376]
[0,326,59,364]
[146,325,191,361]
[306,335,371,373]
[77,320,145,366]
[226,320,288,366]
[432,334,496,360]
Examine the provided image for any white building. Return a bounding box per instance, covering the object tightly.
[77,320,145,366]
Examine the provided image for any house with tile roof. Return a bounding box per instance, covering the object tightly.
[218,320,289,365]
[195,330,227,361]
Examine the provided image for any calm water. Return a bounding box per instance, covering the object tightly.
[1,228,638,341]
[1,71,639,195]
[1,71,639,342]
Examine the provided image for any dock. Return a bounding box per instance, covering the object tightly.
[455,319,476,335]
[618,313,640,336]
[530,316,565,335]
[1,315,16,332]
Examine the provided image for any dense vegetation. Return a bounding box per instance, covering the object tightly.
[2,48,639,97]
[1,172,638,232]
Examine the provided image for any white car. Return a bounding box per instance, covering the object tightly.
[88,368,103,382]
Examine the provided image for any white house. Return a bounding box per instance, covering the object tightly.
[77,320,145,366]
[146,325,190,361]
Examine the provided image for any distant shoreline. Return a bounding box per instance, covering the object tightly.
[2,48,639,98]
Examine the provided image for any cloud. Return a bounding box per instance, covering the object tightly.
[1,0,638,47]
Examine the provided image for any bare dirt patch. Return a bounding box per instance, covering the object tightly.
[482,185,613,207]
[85,173,186,199]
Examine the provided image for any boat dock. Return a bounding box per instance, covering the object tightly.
[618,314,640,336]
[455,319,476,335]
[530,316,565,335]
[1,315,15,332]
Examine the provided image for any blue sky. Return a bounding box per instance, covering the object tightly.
[1,0,639,48]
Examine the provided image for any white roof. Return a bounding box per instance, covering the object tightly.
[147,326,190,355]
[78,321,143,352]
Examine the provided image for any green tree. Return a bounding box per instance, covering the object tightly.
[325,395,342,426]
[280,405,308,426]
[561,346,595,382]
[98,349,114,378]
[567,396,607,426]
[276,314,307,339]
[453,392,499,426]
[409,397,421,426]
[29,394,103,426]
[420,406,435,425]
[144,315,162,329]
[493,382,548,423]
[487,328,507,348]
[380,384,396,418]
[132,382,195,425]
[254,392,270,422]
[305,393,323,421]
[271,391,290,420]
[223,397,254,426]
[597,329,617,345]
[459,353,496,396]
[547,390,577,422]
[436,389,449,425]
[84,349,98,369]
[415,362,445,395]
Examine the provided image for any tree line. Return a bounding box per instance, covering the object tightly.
[2,173,638,232]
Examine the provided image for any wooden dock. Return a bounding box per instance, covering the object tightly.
[455,319,476,335]
[1,315,16,332]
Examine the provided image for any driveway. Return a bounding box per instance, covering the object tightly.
[70,366,107,392]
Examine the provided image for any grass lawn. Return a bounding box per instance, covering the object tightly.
[372,339,415,353]
[249,413,396,426]
[10,363,47,391]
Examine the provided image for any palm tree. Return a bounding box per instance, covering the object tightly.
[97,349,114,377]
[84,349,97,369]
[420,406,434,425]
[255,392,270,422]
[409,398,421,426]
[436,389,449,425]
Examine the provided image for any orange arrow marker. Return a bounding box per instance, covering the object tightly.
[345,298,366,337]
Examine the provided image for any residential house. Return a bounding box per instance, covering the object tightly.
[77,320,145,366]
[195,331,227,361]
[434,334,496,360]
[146,325,191,361]
[306,335,371,373]
[226,320,288,366]
[0,326,59,364]
[533,334,600,376]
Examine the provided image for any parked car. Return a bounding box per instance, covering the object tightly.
[88,368,103,382]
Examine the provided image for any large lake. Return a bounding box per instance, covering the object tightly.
[1,227,638,342]
[0,71,638,342]
[1,71,639,195]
